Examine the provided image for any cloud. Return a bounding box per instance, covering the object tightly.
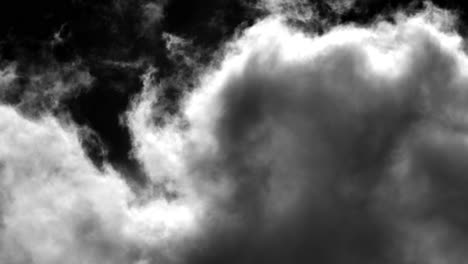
[0,62,93,116]
[0,81,199,264]
[140,0,168,37]
[257,0,356,26]
[128,4,468,264]
[2,3,468,264]
[258,0,318,22]
[326,0,357,14]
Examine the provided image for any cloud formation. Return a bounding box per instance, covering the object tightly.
[3,3,468,264]
[0,104,200,264]
[129,5,468,264]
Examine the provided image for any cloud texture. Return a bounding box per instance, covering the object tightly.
[2,4,468,264]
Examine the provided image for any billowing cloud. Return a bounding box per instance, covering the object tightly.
[129,4,468,264]
[2,3,468,264]
[0,103,201,264]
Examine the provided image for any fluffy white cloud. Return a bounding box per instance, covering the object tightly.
[0,106,198,264]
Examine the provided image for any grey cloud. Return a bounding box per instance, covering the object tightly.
[129,6,468,264]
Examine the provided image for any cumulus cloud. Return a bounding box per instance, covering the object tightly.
[0,103,202,264]
[128,4,468,264]
[2,3,468,264]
